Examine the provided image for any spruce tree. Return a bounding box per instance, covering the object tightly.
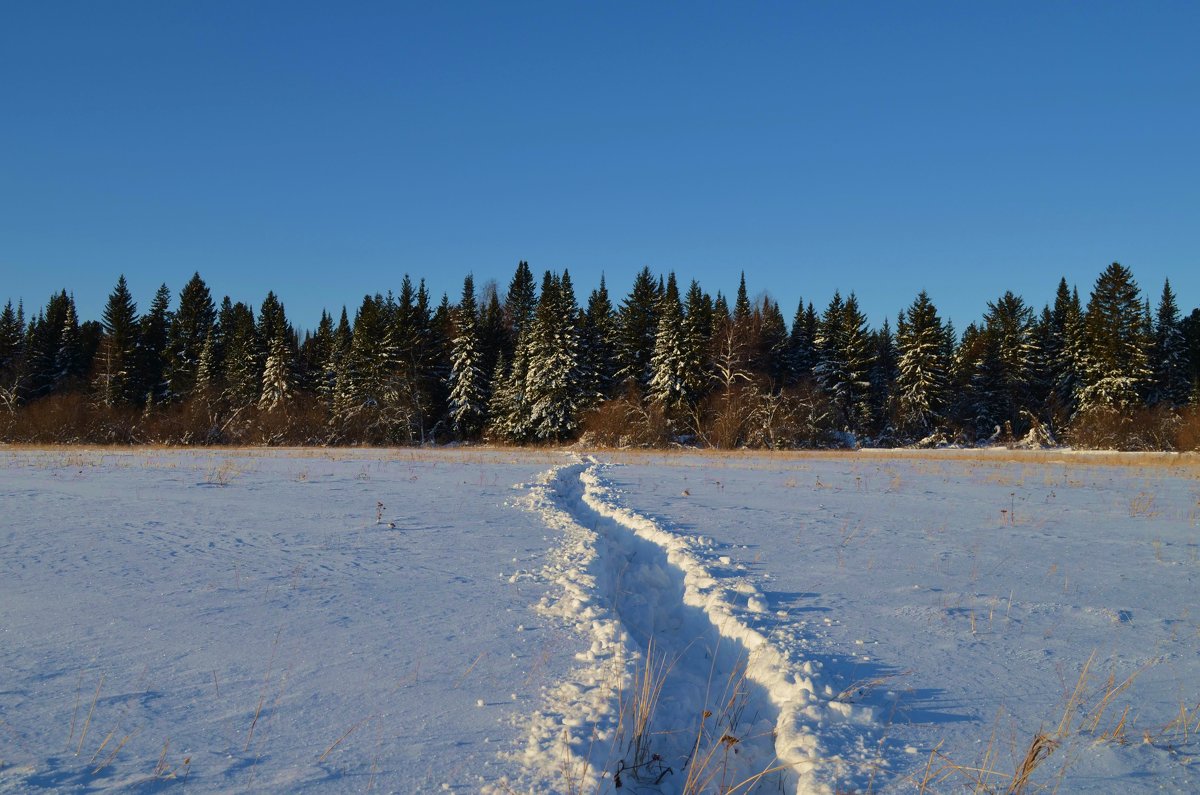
[1183,308,1200,402]
[221,302,259,408]
[757,297,789,386]
[1150,279,1190,406]
[733,272,752,325]
[164,272,215,401]
[648,273,691,421]
[869,319,899,438]
[503,260,537,357]
[971,291,1039,437]
[477,282,506,390]
[895,291,949,438]
[301,310,334,398]
[346,294,393,418]
[787,299,818,385]
[814,292,874,434]
[257,293,293,412]
[615,267,659,389]
[330,307,354,418]
[0,300,24,404]
[136,284,172,404]
[486,351,520,441]
[447,274,486,439]
[96,275,140,406]
[580,275,617,402]
[195,331,219,402]
[681,281,713,403]
[23,291,77,398]
[525,271,583,441]
[54,297,85,391]
[1078,262,1150,412]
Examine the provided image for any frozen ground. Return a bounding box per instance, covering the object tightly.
[1,447,1198,793]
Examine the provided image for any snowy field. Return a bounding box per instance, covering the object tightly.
[1,447,1198,793]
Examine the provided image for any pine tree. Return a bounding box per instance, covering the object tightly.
[1078,262,1150,413]
[1150,279,1189,406]
[447,274,486,439]
[895,291,949,438]
[164,272,215,401]
[615,267,659,389]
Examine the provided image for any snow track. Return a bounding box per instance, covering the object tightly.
[506,457,873,794]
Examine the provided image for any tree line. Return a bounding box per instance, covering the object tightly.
[2,261,1199,450]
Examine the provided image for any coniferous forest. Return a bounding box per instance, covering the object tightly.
[3,261,1200,450]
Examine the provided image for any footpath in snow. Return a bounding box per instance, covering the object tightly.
[503,456,878,794]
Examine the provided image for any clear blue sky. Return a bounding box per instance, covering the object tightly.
[2,2,1197,333]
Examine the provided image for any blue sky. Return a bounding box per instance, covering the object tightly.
[2,2,1197,332]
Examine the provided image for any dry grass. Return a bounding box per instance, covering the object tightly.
[911,651,1169,793]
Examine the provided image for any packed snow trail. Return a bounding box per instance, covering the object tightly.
[504,457,875,794]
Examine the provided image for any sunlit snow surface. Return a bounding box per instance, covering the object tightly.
[1,447,1198,793]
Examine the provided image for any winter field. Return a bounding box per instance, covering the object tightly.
[1,447,1198,793]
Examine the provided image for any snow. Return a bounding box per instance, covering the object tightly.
[2,447,1198,793]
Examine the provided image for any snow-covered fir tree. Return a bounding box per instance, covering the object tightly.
[869,318,899,439]
[1077,262,1151,413]
[258,331,292,412]
[54,298,85,391]
[164,272,215,401]
[221,302,260,408]
[681,281,713,404]
[971,291,1039,437]
[647,273,692,421]
[255,292,292,412]
[96,275,139,406]
[814,292,874,434]
[503,261,537,360]
[787,299,818,385]
[195,331,218,402]
[614,267,659,390]
[0,300,24,380]
[580,275,617,404]
[447,274,487,439]
[136,284,172,405]
[1150,279,1190,406]
[757,297,789,387]
[524,271,584,441]
[895,290,949,438]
